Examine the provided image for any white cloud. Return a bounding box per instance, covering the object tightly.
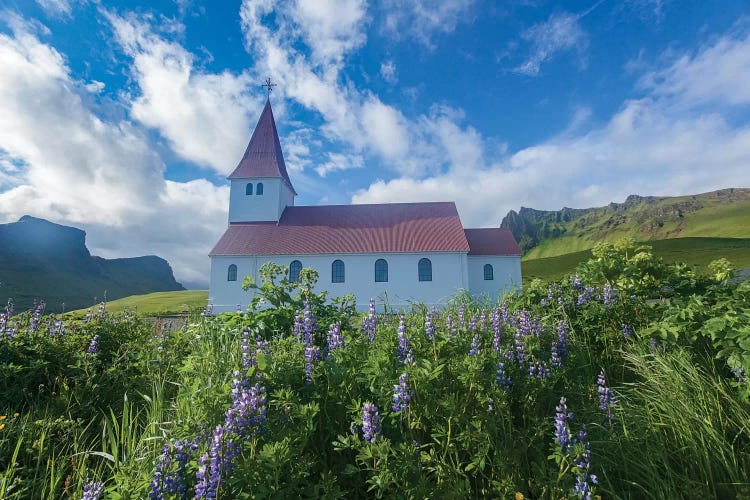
[84,80,104,93]
[355,29,750,227]
[380,59,397,83]
[35,0,77,17]
[315,152,364,177]
[104,10,259,175]
[379,0,476,48]
[291,0,368,65]
[514,12,588,76]
[0,16,227,286]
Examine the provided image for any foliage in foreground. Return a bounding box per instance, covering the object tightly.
[1,240,749,499]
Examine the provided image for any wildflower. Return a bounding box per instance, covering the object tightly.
[577,287,595,306]
[528,360,551,379]
[302,300,316,346]
[87,335,99,355]
[293,312,303,343]
[621,323,634,341]
[570,275,584,291]
[241,328,252,371]
[361,298,377,342]
[479,311,487,332]
[424,313,434,341]
[602,284,616,307]
[304,346,321,384]
[82,481,105,500]
[650,337,659,352]
[556,320,569,358]
[597,369,617,421]
[468,314,477,332]
[445,314,456,335]
[554,396,573,453]
[392,373,412,412]
[458,305,466,329]
[29,300,45,332]
[327,322,344,352]
[500,300,512,326]
[397,315,414,365]
[487,398,494,412]
[496,361,512,392]
[491,308,502,352]
[194,425,225,498]
[732,366,747,383]
[513,329,526,367]
[573,425,598,499]
[551,340,562,369]
[361,402,381,442]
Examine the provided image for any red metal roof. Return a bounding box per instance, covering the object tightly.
[210,202,471,255]
[464,228,522,255]
[228,99,297,194]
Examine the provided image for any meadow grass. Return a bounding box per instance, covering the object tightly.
[64,290,207,317]
[523,237,750,282]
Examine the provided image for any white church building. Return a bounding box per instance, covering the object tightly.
[208,99,522,312]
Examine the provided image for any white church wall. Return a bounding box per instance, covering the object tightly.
[467,255,522,300]
[228,177,288,222]
[209,252,469,313]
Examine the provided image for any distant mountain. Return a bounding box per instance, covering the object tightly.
[0,216,184,313]
[500,188,750,259]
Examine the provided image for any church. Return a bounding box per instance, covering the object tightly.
[208,98,522,312]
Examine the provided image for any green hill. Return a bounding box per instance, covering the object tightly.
[0,216,184,313]
[501,188,750,259]
[522,237,750,282]
[65,290,208,317]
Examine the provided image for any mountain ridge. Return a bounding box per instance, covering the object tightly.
[0,216,184,313]
[500,188,750,259]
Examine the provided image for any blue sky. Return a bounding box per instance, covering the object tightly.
[1,0,749,287]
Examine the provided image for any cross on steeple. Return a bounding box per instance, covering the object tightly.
[262,77,276,97]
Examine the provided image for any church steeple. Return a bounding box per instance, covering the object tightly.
[228,98,297,195]
[227,97,297,224]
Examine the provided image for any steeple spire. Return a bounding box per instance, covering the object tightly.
[228,98,296,195]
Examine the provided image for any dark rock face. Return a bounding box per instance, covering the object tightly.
[0,216,184,313]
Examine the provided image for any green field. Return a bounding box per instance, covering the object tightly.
[523,237,750,282]
[65,289,207,317]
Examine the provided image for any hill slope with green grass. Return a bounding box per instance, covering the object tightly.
[522,237,750,282]
[0,216,184,313]
[65,290,208,317]
[501,188,750,259]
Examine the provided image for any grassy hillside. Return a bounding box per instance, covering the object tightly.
[65,290,207,317]
[501,188,750,259]
[522,237,750,282]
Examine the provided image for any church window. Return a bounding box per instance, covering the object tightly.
[332,259,345,283]
[256,182,264,195]
[418,258,432,281]
[290,260,302,282]
[245,183,253,195]
[375,259,388,282]
[227,264,237,282]
[484,264,494,281]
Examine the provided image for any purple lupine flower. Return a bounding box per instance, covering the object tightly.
[577,287,596,306]
[293,312,303,343]
[29,300,45,332]
[241,328,252,371]
[517,309,532,337]
[621,323,634,340]
[468,315,478,332]
[194,451,209,499]
[397,315,414,366]
[554,396,574,453]
[602,284,616,307]
[469,334,481,356]
[392,373,412,412]
[194,425,225,499]
[302,300,316,346]
[159,439,192,498]
[149,443,171,500]
[327,322,344,352]
[361,298,377,342]
[479,311,487,332]
[87,335,99,355]
[732,366,747,383]
[597,369,617,421]
[361,402,381,442]
[0,299,12,336]
[82,481,105,500]
[304,346,321,384]
[650,337,659,352]
[491,308,502,352]
[513,328,526,367]
[496,361,512,392]
[551,340,562,369]
[487,398,494,412]
[528,360,551,379]
[570,275,584,291]
[445,314,456,336]
[51,318,65,336]
[557,320,569,358]
[573,425,598,499]
[500,301,512,326]
[425,313,435,341]
[458,305,466,330]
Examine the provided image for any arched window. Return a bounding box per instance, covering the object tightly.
[289,260,302,282]
[375,259,388,282]
[484,264,494,281]
[245,183,253,195]
[227,264,237,282]
[332,259,345,283]
[256,182,264,195]
[418,258,432,281]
